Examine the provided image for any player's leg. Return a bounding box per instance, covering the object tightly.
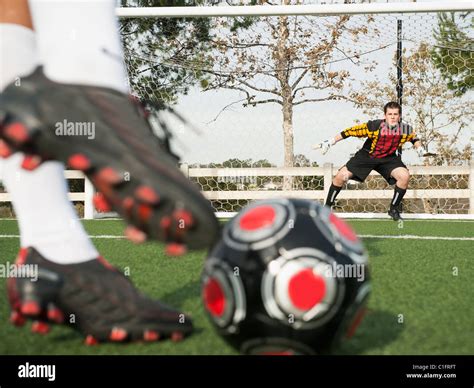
[0,2,98,263]
[325,166,353,207]
[0,0,33,172]
[0,0,32,27]
[325,149,374,208]
[386,167,409,221]
[28,0,128,92]
[1,1,193,342]
[390,167,410,190]
[0,0,219,250]
[375,155,409,220]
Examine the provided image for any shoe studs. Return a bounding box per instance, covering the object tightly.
[165,243,187,257]
[31,321,50,335]
[143,330,160,342]
[124,226,147,244]
[84,335,99,346]
[4,122,30,144]
[109,327,128,342]
[21,155,43,171]
[68,153,91,171]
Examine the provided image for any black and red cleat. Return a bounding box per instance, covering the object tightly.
[388,205,403,221]
[0,67,219,250]
[6,248,193,344]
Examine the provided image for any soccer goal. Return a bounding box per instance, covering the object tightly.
[116,0,473,220]
[3,1,472,221]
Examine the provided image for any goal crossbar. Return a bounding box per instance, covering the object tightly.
[117,2,474,19]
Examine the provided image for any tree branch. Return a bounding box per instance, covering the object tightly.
[206,98,249,124]
[236,78,281,96]
[291,68,309,90]
[244,98,283,106]
[333,45,358,65]
[292,84,331,99]
[293,94,356,106]
[210,39,272,49]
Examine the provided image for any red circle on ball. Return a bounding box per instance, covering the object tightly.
[288,269,326,311]
[203,278,226,317]
[329,213,358,242]
[239,206,276,231]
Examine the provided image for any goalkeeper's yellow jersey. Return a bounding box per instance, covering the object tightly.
[340,119,419,158]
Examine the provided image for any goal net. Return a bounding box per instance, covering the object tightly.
[118,0,474,219]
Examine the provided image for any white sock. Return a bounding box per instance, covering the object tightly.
[28,0,128,93]
[0,23,98,264]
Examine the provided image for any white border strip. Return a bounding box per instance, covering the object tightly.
[1,212,473,221]
[1,234,472,241]
[0,235,125,239]
[116,2,474,18]
[359,234,474,241]
[215,212,474,220]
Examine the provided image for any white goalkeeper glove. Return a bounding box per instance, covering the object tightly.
[416,146,426,158]
[312,138,336,155]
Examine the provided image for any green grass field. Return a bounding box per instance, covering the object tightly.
[0,218,473,355]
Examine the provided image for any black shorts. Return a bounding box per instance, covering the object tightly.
[344,150,407,185]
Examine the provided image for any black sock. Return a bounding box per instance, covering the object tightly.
[326,184,342,207]
[391,185,406,209]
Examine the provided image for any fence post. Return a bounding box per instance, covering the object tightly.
[469,162,474,214]
[323,163,333,202]
[180,163,189,179]
[84,175,95,220]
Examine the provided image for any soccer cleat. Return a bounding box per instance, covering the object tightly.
[0,67,219,250]
[388,206,403,221]
[7,248,193,343]
[324,201,342,211]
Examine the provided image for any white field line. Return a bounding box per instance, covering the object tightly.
[0,235,126,239]
[0,234,473,241]
[1,217,474,222]
[358,234,474,241]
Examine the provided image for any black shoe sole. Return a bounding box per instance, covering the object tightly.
[0,68,219,250]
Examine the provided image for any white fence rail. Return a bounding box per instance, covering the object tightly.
[185,164,471,199]
[0,165,473,219]
[185,164,474,217]
[0,171,95,219]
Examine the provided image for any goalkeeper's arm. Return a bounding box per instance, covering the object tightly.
[313,122,371,155]
[333,133,344,144]
[409,133,427,157]
[412,139,427,158]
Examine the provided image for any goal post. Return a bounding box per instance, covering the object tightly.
[1,2,473,220]
[115,0,474,220]
[116,2,474,18]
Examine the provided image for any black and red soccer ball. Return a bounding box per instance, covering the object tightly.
[201,199,370,355]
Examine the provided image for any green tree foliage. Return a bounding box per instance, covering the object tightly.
[120,0,213,105]
[431,12,474,96]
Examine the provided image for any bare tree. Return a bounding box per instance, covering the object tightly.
[205,3,378,189]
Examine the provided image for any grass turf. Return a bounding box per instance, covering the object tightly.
[0,219,472,355]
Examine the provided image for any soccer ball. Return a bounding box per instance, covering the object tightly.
[201,199,370,355]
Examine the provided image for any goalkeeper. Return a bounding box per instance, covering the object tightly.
[313,102,427,221]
